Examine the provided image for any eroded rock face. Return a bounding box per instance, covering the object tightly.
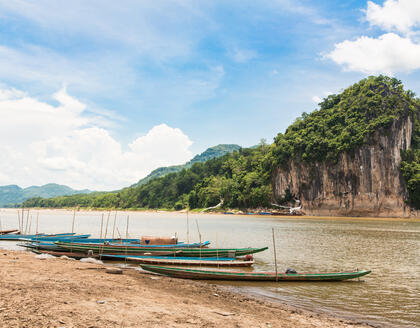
[273,112,420,217]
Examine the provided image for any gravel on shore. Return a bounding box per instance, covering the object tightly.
[0,250,370,328]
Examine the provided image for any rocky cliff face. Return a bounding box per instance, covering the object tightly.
[273,111,420,217]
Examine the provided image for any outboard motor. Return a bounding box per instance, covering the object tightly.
[285,268,297,274]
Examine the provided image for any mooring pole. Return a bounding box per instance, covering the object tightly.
[272,228,278,282]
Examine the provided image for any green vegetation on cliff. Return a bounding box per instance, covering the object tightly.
[22,76,420,210]
[400,115,420,209]
[273,75,419,165]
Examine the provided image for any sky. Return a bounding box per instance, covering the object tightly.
[0,0,420,190]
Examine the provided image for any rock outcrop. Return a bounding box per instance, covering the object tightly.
[273,111,420,217]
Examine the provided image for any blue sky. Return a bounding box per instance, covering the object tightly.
[0,0,420,189]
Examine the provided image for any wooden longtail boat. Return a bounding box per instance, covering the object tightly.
[55,240,210,248]
[101,254,254,267]
[18,242,66,252]
[24,234,91,241]
[140,265,371,281]
[31,249,182,258]
[55,241,268,257]
[0,229,19,235]
[0,232,75,241]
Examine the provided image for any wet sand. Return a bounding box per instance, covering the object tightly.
[0,250,371,328]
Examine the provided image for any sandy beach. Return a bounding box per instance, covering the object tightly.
[0,250,372,328]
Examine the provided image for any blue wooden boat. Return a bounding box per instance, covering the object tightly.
[0,234,46,241]
[25,234,91,241]
[18,242,65,252]
[101,254,236,261]
[72,238,141,244]
[61,240,210,248]
[101,254,254,267]
[0,232,77,241]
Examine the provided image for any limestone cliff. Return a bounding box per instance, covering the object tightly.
[273,111,420,217]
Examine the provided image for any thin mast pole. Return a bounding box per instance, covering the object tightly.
[70,208,76,253]
[186,210,190,245]
[21,207,24,234]
[24,210,29,235]
[125,215,129,266]
[216,232,219,269]
[17,210,21,233]
[28,215,32,235]
[112,211,117,240]
[36,212,39,235]
[272,228,278,282]
[104,210,110,241]
[98,213,104,258]
[195,219,202,263]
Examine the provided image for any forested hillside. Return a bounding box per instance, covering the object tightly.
[22,76,420,211]
[132,144,241,187]
[0,183,91,207]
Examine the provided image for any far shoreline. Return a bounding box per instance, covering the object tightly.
[1,207,419,222]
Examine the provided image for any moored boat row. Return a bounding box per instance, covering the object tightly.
[1,227,371,282]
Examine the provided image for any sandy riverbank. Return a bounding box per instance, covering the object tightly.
[2,207,419,222]
[0,250,371,328]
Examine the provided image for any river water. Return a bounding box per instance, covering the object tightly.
[0,209,419,327]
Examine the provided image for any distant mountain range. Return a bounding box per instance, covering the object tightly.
[0,183,91,207]
[0,144,241,207]
[131,144,241,187]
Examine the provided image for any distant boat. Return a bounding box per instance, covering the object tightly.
[140,265,372,281]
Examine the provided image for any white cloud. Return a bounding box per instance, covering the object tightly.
[326,0,420,74]
[366,0,420,34]
[326,33,420,74]
[312,96,322,103]
[0,88,193,190]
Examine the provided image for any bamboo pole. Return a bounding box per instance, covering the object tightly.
[104,211,110,241]
[21,207,24,234]
[112,211,117,240]
[36,213,39,235]
[125,215,129,266]
[28,215,32,235]
[99,213,104,241]
[216,232,219,269]
[186,210,190,245]
[272,228,278,282]
[24,210,29,235]
[195,219,202,263]
[17,210,21,233]
[70,208,76,253]
[116,227,122,239]
[98,213,104,258]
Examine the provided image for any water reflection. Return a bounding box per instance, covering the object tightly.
[0,209,418,327]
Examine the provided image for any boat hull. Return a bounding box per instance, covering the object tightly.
[0,229,19,235]
[102,254,254,267]
[55,242,268,257]
[31,249,181,258]
[140,265,371,281]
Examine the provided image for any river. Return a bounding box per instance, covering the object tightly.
[0,209,418,327]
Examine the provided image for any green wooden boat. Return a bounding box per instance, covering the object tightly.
[54,241,268,257]
[140,264,371,281]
